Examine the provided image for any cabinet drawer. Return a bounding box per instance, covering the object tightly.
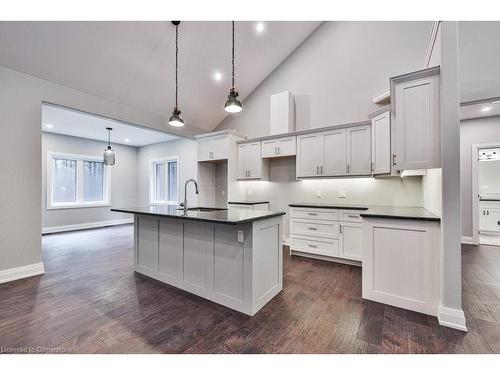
[291,235,339,257]
[341,210,364,223]
[290,207,339,221]
[291,219,339,239]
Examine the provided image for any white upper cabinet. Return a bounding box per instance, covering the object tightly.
[370,109,391,175]
[237,141,268,180]
[391,66,441,170]
[297,133,322,177]
[197,135,228,162]
[261,136,296,158]
[270,91,295,135]
[322,129,347,176]
[296,124,371,178]
[347,125,371,176]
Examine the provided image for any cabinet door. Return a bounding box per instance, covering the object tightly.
[198,138,213,161]
[339,222,362,261]
[372,111,391,175]
[237,143,249,179]
[394,74,440,170]
[347,125,371,175]
[322,129,347,176]
[211,136,228,160]
[248,142,262,178]
[261,139,278,158]
[277,136,296,156]
[297,133,322,177]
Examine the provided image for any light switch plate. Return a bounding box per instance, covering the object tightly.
[237,230,244,242]
[247,189,253,197]
[338,190,347,198]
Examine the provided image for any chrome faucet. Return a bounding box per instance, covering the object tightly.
[182,178,199,214]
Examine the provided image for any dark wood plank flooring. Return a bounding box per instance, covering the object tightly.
[1,225,500,353]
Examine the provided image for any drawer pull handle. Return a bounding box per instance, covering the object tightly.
[308,244,317,248]
[308,227,318,230]
[348,215,359,218]
[308,213,317,216]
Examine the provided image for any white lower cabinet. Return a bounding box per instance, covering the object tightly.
[289,206,363,265]
[362,217,440,316]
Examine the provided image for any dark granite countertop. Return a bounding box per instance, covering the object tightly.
[289,203,440,222]
[228,200,270,205]
[111,205,285,225]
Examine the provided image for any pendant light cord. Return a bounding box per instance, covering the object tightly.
[175,23,179,109]
[231,21,235,89]
[107,128,111,148]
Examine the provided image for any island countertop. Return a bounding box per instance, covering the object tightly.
[111,205,285,225]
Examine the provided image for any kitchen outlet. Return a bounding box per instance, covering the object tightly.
[316,190,322,198]
[247,189,253,197]
[237,230,244,242]
[338,190,347,198]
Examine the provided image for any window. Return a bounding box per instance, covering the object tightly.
[149,157,178,205]
[47,152,110,209]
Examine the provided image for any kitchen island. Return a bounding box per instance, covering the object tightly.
[111,205,285,315]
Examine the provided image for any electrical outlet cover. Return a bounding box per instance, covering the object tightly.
[338,190,347,198]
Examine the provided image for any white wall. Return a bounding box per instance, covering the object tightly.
[0,65,174,272]
[137,138,199,207]
[461,115,500,237]
[422,169,442,217]
[231,158,423,238]
[41,132,138,229]
[216,21,431,138]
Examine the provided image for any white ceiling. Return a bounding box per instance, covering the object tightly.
[459,21,500,103]
[0,21,320,132]
[42,104,179,146]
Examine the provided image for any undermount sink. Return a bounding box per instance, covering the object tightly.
[177,207,228,212]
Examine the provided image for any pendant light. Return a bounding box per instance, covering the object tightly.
[103,127,115,166]
[224,21,243,113]
[168,21,185,127]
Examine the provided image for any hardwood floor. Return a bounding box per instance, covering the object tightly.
[1,224,500,353]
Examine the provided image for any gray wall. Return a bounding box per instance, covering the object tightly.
[137,138,199,207]
[42,132,138,229]
[0,65,178,272]
[461,116,500,237]
[216,21,431,138]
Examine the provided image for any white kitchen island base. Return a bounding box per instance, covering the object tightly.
[133,214,283,316]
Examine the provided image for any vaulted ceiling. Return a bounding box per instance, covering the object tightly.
[0,21,320,132]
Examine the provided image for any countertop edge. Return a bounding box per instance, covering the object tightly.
[111,208,285,225]
[359,212,441,222]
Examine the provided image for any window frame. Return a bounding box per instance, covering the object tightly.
[149,156,179,206]
[47,151,111,210]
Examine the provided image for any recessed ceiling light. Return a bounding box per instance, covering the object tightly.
[124,138,130,143]
[214,72,222,81]
[482,106,492,112]
[255,22,265,34]
[45,124,54,129]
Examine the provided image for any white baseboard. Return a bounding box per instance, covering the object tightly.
[283,236,290,246]
[0,262,45,284]
[438,305,467,331]
[42,218,134,234]
[461,236,474,244]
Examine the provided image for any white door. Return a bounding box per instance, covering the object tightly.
[277,136,296,156]
[261,139,278,158]
[237,143,249,179]
[394,74,440,170]
[347,125,371,175]
[372,111,391,175]
[339,222,362,261]
[322,129,347,176]
[297,133,322,177]
[248,142,262,178]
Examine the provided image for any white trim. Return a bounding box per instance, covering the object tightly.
[42,218,133,234]
[438,304,467,331]
[0,262,45,284]
[148,156,179,205]
[47,151,111,209]
[425,21,441,68]
[461,236,474,244]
